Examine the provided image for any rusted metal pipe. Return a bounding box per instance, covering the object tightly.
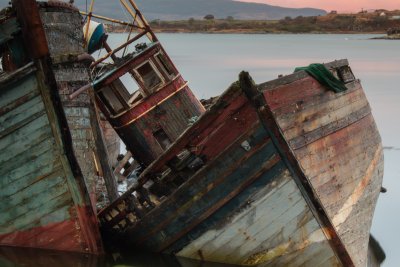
[69,83,93,100]
[119,0,155,42]
[83,0,95,48]
[126,0,158,42]
[79,11,143,29]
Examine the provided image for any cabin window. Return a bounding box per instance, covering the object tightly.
[136,61,163,94]
[97,87,125,115]
[153,128,171,150]
[117,74,143,105]
[155,53,175,77]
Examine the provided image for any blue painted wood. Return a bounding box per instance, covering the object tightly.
[124,125,279,249]
[0,68,101,252]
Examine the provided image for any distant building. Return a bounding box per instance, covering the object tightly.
[379,12,386,17]
[390,15,400,20]
[330,10,337,14]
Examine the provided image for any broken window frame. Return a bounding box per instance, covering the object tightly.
[97,82,130,116]
[154,52,176,80]
[134,59,165,96]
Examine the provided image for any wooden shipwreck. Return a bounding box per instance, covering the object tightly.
[98,61,383,266]
[0,0,104,253]
[0,0,385,266]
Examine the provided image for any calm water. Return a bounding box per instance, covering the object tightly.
[110,33,399,266]
[2,34,398,266]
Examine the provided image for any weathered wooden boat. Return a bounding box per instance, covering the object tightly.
[0,0,384,264]
[96,61,383,266]
[65,1,384,266]
[0,0,103,253]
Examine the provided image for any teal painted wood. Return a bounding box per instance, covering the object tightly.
[0,71,71,230]
[114,121,340,265]
[0,17,20,46]
[0,63,101,253]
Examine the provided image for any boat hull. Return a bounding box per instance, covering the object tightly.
[99,60,382,265]
[0,1,103,254]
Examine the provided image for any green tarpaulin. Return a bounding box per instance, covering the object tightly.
[294,63,347,93]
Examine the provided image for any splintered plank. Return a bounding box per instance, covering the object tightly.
[126,125,275,250]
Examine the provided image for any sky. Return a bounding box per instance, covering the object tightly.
[238,0,400,12]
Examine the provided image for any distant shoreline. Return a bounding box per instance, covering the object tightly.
[109,29,388,35]
[105,11,400,36]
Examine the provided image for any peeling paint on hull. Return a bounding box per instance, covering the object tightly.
[100,60,383,266]
[0,1,102,254]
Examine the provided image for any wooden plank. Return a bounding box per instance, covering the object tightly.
[240,218,323,265]
[0,145,58,187]
[0,137,54,177]
[0,172,68,224]
[99,86,247,217]
[88,89,119,201]
[0,69,38,110]
[287,103,371,150]
[1,159,62,199]
[274,82,362,131]
[239,71,354,266]
[0,109,46,139]
[262,76,323,111]
[1,190,72,234]
[258,59,349,92]
[202,185,306,263]
[0,115,52,162]
[0,63,35,89]
[179,171,293,258]
[0,93,44,127]
[0,173,66,212]
[190,174,295,258]
[122,124,274,247]
[0,87,40,118]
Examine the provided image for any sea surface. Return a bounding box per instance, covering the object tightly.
[1,33,398,266]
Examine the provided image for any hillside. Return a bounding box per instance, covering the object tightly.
[106,10,400,34]
[71,0,326,20]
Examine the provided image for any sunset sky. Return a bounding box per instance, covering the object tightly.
[239,0,399,12]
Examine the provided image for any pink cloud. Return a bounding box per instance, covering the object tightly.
[237,0,400,12]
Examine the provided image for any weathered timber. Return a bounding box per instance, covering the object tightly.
[0,0,103,253]
[258,62,383,266]
[98,58,382,266]
[240,71,353,266]
[88,89,119,202]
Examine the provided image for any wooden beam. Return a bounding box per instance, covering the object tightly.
[88,89,119,202]
[239,71,355,267]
